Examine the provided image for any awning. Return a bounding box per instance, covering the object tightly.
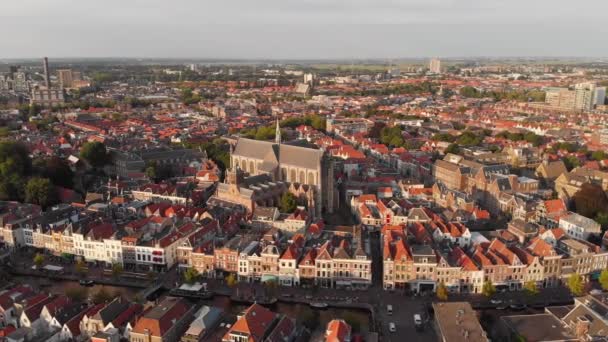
[261,275,278,283]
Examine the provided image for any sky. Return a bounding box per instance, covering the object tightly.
[1,0,607,59]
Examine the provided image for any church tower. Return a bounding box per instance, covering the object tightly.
[275,117,281,145]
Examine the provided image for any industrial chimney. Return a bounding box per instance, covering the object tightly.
[42,57,50,89]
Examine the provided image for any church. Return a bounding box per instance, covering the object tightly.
[214,120,336,218]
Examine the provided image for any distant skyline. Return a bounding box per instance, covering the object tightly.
[1,0,607,59]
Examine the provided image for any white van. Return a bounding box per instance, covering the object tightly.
[387,305,393,315]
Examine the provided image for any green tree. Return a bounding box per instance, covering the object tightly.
[33,253,44,268]
[599,269,608,291]
[594,212,608,230]
[436,282,448,301]
[111,263,124,279]
[225,273,237,287]
[145,165,157,180]
[25,177,57,209]
[35,157,74,188]
[300,310,320,330]
[65,287,88,302]
[573,183,608,218]
[343,312,361,333]
[524,281,539,295]
[92,288,113,304]
[567,273,585,296]
[279,192,298,213]
[183,267,200,285]
[445,143,460,155]
[482,281,496,297]
[75,259,87,275]
[591,150,607,161]
[79,142,108,168]
[563,155,580,171]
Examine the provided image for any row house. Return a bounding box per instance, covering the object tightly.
[429,220,472,248]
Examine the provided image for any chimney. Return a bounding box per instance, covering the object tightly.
[575,316,590,339]
[42,57,51,89]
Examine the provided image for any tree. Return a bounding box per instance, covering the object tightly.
[591,150,607,161]
[225,273,237,287]
[524,281,539,295]
[567,273,585,296]
[92,288,113,304]
[183,267,200,285]
[65,287,88,302]
[264,279,278,298]
[436,282,448,301]
[300,310,320,330]
[111,263,123,279]
[599,269,608,291]
[572,183,608,218]
[563,155,580,171]
[75,259,86,275]
[482,281,496,297]
[279,192,298,213]
[33,253,44,268]
[343,312,361,333]
[25,177,57,209]
[145,165,157,180]
[79,142,108,168]
[445,143,460,155]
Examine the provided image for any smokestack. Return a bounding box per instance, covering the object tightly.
[43,57,50,89]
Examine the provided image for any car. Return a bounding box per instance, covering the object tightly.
[389,322,396,333]
[414,314,423,331]
[387,305,393,315]
[496,304,508,310]
[590,289,603,295]
[490,299,502,305]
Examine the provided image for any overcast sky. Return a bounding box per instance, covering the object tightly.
[1,0,607,59]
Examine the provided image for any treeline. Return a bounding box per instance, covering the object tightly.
[459,86,546,102]
[432,130,491,146]
[495,130,544,147]
[0,142,75,209]
[319,81,438,97]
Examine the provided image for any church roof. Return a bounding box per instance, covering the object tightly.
[233,138,323,171]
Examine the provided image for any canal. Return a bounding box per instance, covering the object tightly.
[8,276,372,337]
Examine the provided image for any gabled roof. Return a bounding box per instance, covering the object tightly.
[326,319,351,342]
[224,303,276,341]
[132,297,189,337]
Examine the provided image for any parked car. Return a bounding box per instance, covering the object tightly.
[387,305,393,315]
[490,299,502,305]
[389,322,396,333]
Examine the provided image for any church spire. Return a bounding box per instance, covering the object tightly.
[275,117,281,144]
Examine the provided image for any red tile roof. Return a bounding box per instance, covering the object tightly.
[223,303,276,341]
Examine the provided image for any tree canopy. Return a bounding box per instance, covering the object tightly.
[482,280,496,297]
[80,142,108,168]
[567,273,585,296]
[279,192,298,213]
[572,183,608,218]
[183,267,200,285]
[25,177,57,209]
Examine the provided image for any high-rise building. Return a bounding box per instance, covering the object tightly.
[429,58,442,74]
[57,69,74,88]
[574,82,596,111]
[31,57,64,107]
[545,87,577,110]
[545,82,605,112]
[594,86,606,107]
